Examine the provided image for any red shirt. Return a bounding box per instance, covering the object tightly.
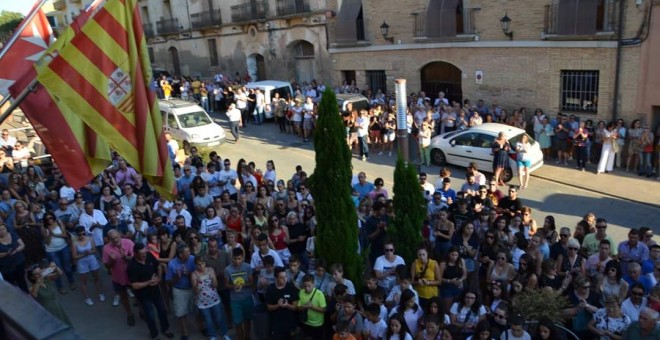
[102,238,135,285]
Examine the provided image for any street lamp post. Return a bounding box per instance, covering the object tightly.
[395,79,409,162]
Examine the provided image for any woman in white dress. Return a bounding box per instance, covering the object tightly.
[597,122,618,174]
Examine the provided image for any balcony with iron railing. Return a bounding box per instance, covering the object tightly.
[544,1,617,37]
[143,23,155,38]
[156,18,180,35]
[412,8,477,40]
[276,0,311,16]
[231,1,269,23]
[191,9,222,30]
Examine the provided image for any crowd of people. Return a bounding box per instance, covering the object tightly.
[0,75,659,340]
[153,70,660,180]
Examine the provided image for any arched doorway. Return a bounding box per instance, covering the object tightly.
[420,61,462,105]
[169,46,181,76]
[290,40,315,83]
[246,54,266,82]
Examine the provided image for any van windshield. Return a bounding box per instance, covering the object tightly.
[177,111,213,128]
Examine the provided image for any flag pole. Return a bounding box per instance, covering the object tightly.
[0,78,39,124]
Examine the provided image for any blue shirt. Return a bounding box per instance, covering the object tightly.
[623,275,654,294]
[166,255,196,289]
[436,188,456,204]
[176,175,194,201]
[353,182,375,200]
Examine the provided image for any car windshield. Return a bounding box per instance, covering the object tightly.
[177,111,212,128]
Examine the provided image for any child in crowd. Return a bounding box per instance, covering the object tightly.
[416,314,443,340]
[363,303,388,340]
[328,284,349,329]
[371,288,389,322]
[224,248,254,340]
[387,313,413,340]
[361,271,387,312]
[328,263,357,296]
[386,266,420,308]
[313,259,333,294]
[286,254,306,289]
[256,255,275,301]
[500,314,531,340]
[334,320,358,340]
[223,230,244,255]
[336,295,365,338]
[423,297,451,329]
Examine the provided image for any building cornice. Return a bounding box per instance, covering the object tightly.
[329,40,619,54]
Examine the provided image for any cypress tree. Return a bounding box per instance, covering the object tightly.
[307,89,361,282]
[391,155,426,264]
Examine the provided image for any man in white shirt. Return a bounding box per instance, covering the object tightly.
[218,159,238,200]
[201,162,222,198]
[234,89,248,127]
[250,234,283,270]
[78,201,108,255]
[621,284,649,322]
[168,199,193,228]
[153,196,173,218]
[119,184,137,209]
[254,88,265,125]
[0,129,17,156]
[434,91,449,108]
[419,172,435,202]
[226,103,242,143]
[373,241,406,293]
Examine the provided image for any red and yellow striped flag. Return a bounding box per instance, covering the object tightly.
[37,0,175,195]
[3,0,111,189]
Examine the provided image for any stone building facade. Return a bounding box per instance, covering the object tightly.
[139,0,332,84]
[327,0,660,126]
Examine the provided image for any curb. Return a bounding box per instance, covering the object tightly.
[531,172,660,211]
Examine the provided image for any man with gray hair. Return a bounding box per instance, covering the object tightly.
[623,262,654,294]
[550,227,571,261]
[622,307,659,339]
[102,229,136,325]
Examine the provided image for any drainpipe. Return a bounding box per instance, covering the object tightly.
[611,0,626,121]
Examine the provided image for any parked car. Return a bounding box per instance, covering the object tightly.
[158,99,226,153]
[429,123,544,182]
[245,81,293,119]
[336,93,370,112]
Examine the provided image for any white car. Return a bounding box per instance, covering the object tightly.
[430,123,544,182]
[158,99,226,152]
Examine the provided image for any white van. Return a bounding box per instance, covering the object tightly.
[158,99,226,152]
[245,80,293,119]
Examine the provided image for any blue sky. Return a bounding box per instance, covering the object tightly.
[0,2,34,15]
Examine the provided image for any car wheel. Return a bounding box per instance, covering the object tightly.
[183,141,191,155]
[502,168,513,183]
[431,149,447,166]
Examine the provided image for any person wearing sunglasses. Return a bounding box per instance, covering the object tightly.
[563,274,601,338]
[71,226,104,306]
[621,283,649,322]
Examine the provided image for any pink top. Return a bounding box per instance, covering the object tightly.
[115,167,138,186]
[102,238,135,285]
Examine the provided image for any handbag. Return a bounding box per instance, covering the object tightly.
[612,139,620,153]
[298,288,318,324]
